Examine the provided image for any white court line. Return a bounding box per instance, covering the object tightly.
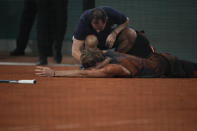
[0,62,80,67]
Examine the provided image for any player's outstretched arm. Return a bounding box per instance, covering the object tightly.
[35,64,131,78]
[35,66,108,77]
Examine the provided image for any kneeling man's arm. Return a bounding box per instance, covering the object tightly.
[72,38,84,62]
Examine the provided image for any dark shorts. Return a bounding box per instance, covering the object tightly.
[127,31,153,58]
[114,31,153,58]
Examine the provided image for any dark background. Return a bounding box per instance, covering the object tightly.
[0,0,196,62]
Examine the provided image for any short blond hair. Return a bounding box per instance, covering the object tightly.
[80,48,105,68]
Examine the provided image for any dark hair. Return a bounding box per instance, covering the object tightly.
[80,48,105,68]
[89,8,108,24]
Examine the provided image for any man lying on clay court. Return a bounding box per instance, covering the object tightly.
[35,36,197,78]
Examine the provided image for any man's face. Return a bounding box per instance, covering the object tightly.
[91,19,106,33]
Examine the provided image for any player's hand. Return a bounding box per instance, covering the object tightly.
[35,66,55,77]
[105,32,117,48]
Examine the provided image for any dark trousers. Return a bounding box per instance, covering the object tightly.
[127,32,153,58]
[16,0,37,51]
[82,0,95,11]
[37,0,68,57]
[16,0,68,57]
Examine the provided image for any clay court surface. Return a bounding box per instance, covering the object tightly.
[0,55,197,131]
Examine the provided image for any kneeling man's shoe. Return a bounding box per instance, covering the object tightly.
[36,57,48,65]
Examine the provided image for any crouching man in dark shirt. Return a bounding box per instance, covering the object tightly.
[72,6,154,62]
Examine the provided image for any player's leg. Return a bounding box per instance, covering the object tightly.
[177,59,197,77]
[161,53,197,77]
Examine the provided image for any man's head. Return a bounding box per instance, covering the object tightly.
[85,35,98,49]
[90,8,108,32]
[80,48,105,68]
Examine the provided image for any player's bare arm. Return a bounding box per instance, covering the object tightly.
[35,64,131,78]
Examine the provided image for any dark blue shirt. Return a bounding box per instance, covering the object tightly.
[104,50,120,64]
[73,6,127,49]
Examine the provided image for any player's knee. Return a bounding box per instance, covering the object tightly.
[85,35,98,49]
